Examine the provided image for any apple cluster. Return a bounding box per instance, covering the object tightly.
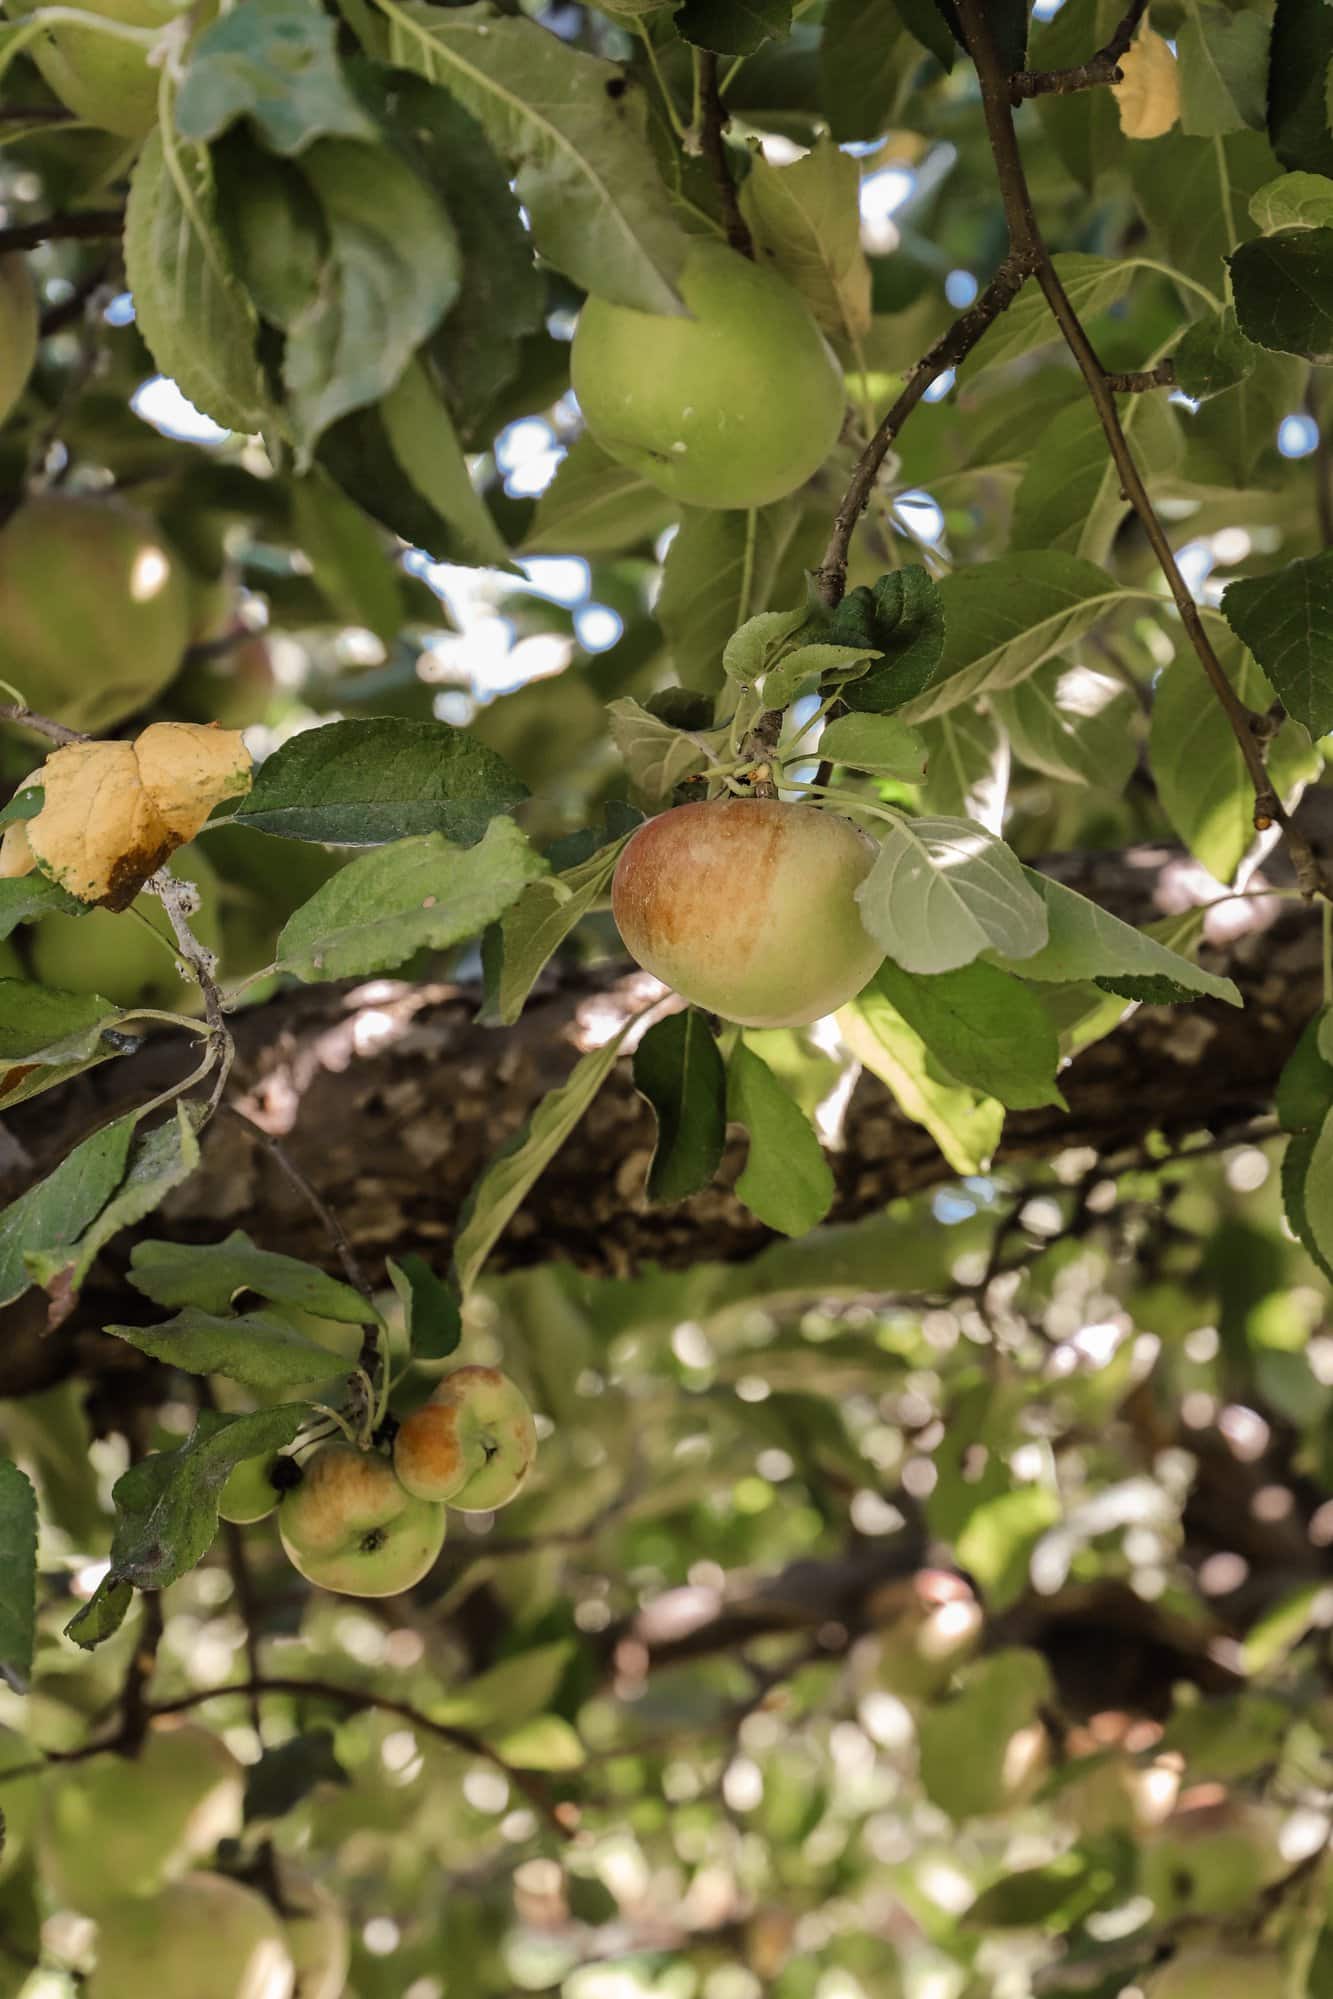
[220,1366,538,1600]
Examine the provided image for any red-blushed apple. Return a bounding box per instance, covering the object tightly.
[570,242,845,510]
[393,1365,538,1512]
[1148,1951,1284,1999]
[612,798,884,1027]
[0,256,37,429]
[278,1444,444,1597]
[89,1871,295,1999]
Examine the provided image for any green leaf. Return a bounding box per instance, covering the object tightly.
[386,1253,461,1362]
[244,1729,349,1823]
[991,875,1242,1007]
[290,470,404,645]
[1221,553,1333,738]
[964,1854,1095,1931]
[0,982,126,1064]
[607,698,724,801]
[816,712,928,779]
[1229,228,1333,363]
[0,1463,36,1693]
[722,607,810,683]
[0,1110,137,1308]
[993,660,1138,791]
[1242,1584,1333,1676]
[0,786,41,827]
[657,504,802,694]
[520,434,675,558]
[383,2,689,315]
[1176,2,1268,137]
[124,129,270,436]
[962,255,1131,378]
[494,837,629,1027]
[726,1040,834,1237]
[819,0,913,144]
[1129,130,1281,299]
[51,1107,204,1295]
[100,1405,308,1594]
[839,980,1004,1176]
[1250,171,1333,232]
[918,709,1010,832]
[1031,0,1124,189]
[494,1715,586,1772]
[854,815,1049,975]
[955,1485,1060,1613]
[454,1021,632,1297]
[431,1639,573,1730]
[868,959,1065,1111]
[897,553,1146,724]
[738,135,870,343]
[1282,1128,1333,1281]
[235,717,526,844]
[673,0,790,55]
[1276,1011,1333,1133]
[834,567,947,714]
[284,138,460,456]
[1267,0,1333,176]
[1010,392,1181,566]
[0,874,82,938]
[103,1308,348,1390]
[892,0,955,68]
[1150,629,1319,885]
[917,1650,1052,1822]
[276,817,546,982]
[1172,308,1258,400]
[1295,1104,1333,1275]
[1185,345,1306,484]
[129,1230,372,1321]
[632,1009,727,1204]
[64,1576,134,1651]
[175,0,378,154]
[381,357,511,570]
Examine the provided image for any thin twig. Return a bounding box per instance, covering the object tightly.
[957,0,1326,898]
[225,1106,374,1302]
[147,864,228,1037]
[146,1677,575,1838]
[1009,0,1149,100]
[696,51,753,259]
[1105,360,1176,392]
[813,250,1035,607]
[0,702,86,745]
[0,210,122,253]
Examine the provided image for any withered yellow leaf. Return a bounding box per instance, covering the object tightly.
[1113,28,1180,140]
[0,820,35,880]
[26,723,252,909]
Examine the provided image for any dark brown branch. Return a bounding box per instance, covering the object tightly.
[1105,360,1176,392]
[0,210,122,254]
[146,1677,574,1838]
[957,0,1327,899]
[696,51,753,259]
[813,250,1034,607]
[1009,0,1149,100]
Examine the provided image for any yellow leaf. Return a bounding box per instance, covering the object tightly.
[26,723,252,909]
[0,820,35,880]
[1113,27,1180,140]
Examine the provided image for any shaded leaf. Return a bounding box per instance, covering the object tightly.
[129,1230,372,1321]
[0,1111,137,1308]
[868,958,1064,1111]
[1221,553,1333,738]
[244,1729,350,1822]
[386,1253,461,1362]
[1229,228,1333,363]
[103,1308,347,1390]
[726,1040,834,1236]
[0,1463,36,1693]
[840,980,1004,1176]
[176,0,377,154]
[633,1009,726,1203]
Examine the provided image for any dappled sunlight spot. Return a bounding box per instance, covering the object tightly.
[362,1915,401,1956]
[1198,1552,1248,1595]
[1217,1403,1269,1460]
[128,544,171,603]
[131,374,231,444]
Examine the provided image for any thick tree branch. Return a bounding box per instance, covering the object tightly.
[0,210,122,254]
[1009,0,1149,100]
[813,250,1035,607]
[957,0,1327,900]
[696,50,753,259]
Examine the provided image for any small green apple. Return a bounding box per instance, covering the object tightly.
[30,843,223,1013]
[278,1444,445,1597]
[0,1725,42,1882]
[218,1452,283,1525]
[1148,1950,1284,1999]
[40,1722,243,1912]
[612,798,883,1027]
[571,241,846,510]
[277,1863,349,1999]
[90,1871,295,1999]
[0,495,190,732]
[393,1365,538,1512]
[0,255,37,429]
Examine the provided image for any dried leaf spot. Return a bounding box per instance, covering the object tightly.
[26,723,253,909]
[1113,26,1180,140]
[0,820,35,880]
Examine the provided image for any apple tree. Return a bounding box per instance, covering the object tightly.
[2,0,1333,1993]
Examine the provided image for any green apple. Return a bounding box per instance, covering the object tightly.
[8,0,207,139]
[30,843,223,1013]
[612,798,883,1027]
[277,1864,349,1999]
[1148,1951,1284,1999]
[571,241,845,510]
[0,255,37,429]
[393,1365,538,1513]
[218,1452,283,1525]
[0,495,190,732]
[90,1871,295,1999]
[0,1725,42,1882]
[1139,1796,1284,1919]
[278,1443,445,1598]
[40,1722,243,1912]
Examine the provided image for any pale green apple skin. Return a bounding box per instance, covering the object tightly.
[40,1723,243,1912]
[612,798,883,1028]
[278,1444,445,1598]
[0,495,190,732]
[0,255,37,429]
[90,1871,295,1999]
[1149,1952,1285,1999]
[570,243,846,511]
[278,1866,350,1999]
[30,844,222,1013]
[394,1365,538,1513]
[11,0,205,138]
[218,1453,281,1525]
